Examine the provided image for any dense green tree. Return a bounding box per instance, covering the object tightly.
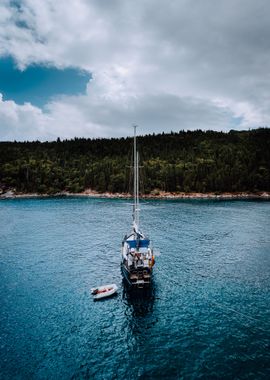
[0,128,269,194]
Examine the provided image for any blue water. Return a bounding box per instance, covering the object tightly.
[0,198,270,379]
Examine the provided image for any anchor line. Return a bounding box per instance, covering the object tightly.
[155,266,270,335]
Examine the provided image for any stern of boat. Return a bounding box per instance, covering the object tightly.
[121,262,152,289]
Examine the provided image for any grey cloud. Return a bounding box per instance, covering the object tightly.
[0,0,269,140]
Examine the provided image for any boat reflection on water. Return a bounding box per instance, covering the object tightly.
[122,279,156,319]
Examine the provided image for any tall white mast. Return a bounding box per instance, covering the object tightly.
[136,150,139,228]
[133,125,139,230]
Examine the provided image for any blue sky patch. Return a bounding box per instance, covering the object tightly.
[0,56,91,107]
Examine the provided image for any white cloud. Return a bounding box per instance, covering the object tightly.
[0,0,269,140]
[0,93,51,140]
[0,86,242,141]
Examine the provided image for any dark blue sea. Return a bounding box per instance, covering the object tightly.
[1,198,270,379]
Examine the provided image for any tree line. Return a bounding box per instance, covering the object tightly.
[0,128,269,194]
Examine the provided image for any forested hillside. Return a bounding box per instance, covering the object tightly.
[0,128,269,194]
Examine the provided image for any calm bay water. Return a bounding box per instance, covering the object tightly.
[0,198,270,379]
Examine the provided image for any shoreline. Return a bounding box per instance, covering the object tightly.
[1,190,270,200]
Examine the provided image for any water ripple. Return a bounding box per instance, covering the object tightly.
[0,198,270,379]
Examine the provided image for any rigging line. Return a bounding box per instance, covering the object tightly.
[206,298,270,328]
[139,199,152,204]
[155,267,270,334]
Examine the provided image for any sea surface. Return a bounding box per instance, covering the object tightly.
[0,197,270,379]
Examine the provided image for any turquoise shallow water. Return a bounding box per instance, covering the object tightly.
[0,198,270,379]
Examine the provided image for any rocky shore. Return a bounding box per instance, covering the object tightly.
[1,189,270,200]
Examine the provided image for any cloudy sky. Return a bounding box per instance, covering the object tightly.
[0,0,269,141]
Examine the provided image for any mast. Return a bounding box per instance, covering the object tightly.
[133,125,139,230]
[136,151,139,228]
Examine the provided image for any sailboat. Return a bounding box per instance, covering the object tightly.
[121,126,155,288]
